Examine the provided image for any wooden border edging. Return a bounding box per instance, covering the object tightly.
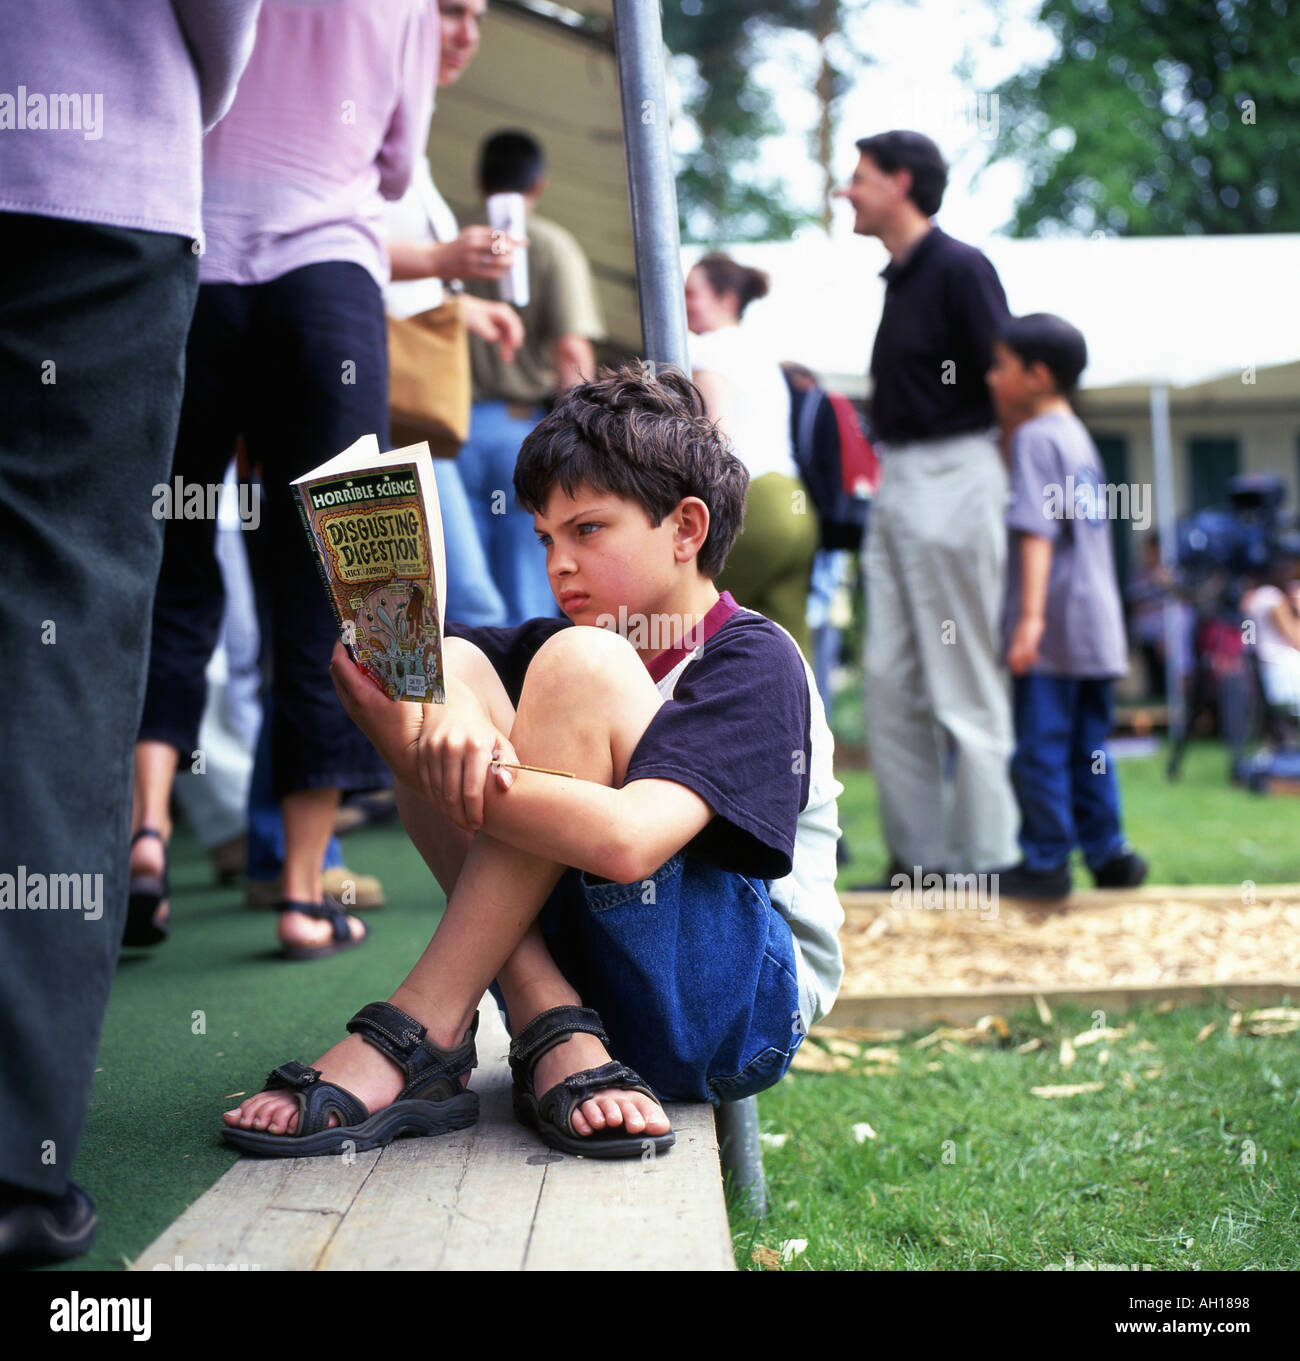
[822,979,1300,1032]
[839,883,1300,913]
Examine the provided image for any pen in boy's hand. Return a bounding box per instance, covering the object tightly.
[490,759,576,779]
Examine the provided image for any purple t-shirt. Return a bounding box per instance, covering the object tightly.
[198,0,437,288]
[1003,409,1128,678]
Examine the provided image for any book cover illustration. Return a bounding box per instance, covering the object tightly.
[292,436,447,704]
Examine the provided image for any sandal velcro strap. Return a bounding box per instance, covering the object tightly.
[537,1061,658,1138]
[264,1062,369,1137]
[265,1060,322,1092]
[507,1005,610,1087]
[346,1002,479,1100]
[277,898,351,943]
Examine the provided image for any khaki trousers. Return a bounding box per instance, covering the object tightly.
[864,432,1020,871]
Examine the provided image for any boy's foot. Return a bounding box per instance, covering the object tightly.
[222,1023,473,1138]
[1092,848,1148,889]
[223,1010,668,1144]
[526,1029,670,1139]
[993,861,1072,901]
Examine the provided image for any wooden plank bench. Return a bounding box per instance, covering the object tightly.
[130,999,736,1271]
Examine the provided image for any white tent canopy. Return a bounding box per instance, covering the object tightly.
[686,233,1300,396]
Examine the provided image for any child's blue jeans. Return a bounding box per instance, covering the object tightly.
[1011,674,1127,873]
[493,852,804,1105]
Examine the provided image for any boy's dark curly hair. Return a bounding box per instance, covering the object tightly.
[513,363,749,579]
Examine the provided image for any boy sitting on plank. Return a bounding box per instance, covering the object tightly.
[222,364,844,1158]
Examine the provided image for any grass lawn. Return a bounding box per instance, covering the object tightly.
[834,727,1300,888]
[735,686,1300,1270]
[735,998,1300,1270]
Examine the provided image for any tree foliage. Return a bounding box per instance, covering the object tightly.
[990,0,1300,236]
[663,0,860,243]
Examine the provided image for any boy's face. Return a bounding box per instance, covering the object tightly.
[986,341,1042,421]
[532,482,683,626]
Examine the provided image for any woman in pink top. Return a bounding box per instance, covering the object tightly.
[130,0,438,960]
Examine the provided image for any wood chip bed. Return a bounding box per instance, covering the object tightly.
[837,888,1300,994]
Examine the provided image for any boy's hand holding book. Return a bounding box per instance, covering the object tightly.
[330,643,517,832]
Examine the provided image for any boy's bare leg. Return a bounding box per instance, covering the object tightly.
[225,630,671,1139]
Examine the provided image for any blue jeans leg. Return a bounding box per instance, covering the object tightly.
[459,400,559,625]
[1071,678,1126,871]
[1011,674,1076,872]
[429,456,506,626]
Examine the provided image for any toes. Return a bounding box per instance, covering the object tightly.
[600,1098,624,1129]
[640,1098,670,1134]
[570,1106,592,1136]
[581,1099,606,1130]
[225,1093,299,1134]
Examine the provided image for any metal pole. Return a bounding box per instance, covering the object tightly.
[612,0,690,370]
[715,1097,768,1218]
[612,0,766,1218]
[1150,382,1185,753]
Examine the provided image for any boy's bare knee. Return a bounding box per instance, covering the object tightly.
[524,626,642,699]
[445,635,493,683]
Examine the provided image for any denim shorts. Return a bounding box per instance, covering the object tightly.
[494,853,804,1105]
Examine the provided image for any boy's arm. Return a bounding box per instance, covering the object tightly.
[1007,531,1052,676]
[330,643,713,882]
[481,773,713,885]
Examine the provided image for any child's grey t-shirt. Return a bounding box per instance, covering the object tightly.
[1003,409,1128,678]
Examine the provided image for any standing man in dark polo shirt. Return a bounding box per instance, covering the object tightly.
[838,130,1019,878]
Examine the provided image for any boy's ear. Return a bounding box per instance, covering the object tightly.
[672,497,711,564]
[1029,358,1060,394]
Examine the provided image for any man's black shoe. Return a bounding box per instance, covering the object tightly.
[1092,849,1149,889]
[0,1179,96,1267]
[991,861,1072,901]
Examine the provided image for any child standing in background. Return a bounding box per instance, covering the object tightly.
[988,313,1148,900]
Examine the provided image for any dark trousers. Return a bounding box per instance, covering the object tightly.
[0,214,198,1193]
[138,262,390,798]
[1010,674,1127,873]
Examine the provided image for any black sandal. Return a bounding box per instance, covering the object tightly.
[277,897,368,961]
[222,1002,479,1158]
[508,1005,675,1159]
[124,828,169,947]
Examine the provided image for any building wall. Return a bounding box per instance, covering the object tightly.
[1079,404,1300,569]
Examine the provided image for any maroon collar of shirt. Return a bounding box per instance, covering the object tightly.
[645,591,740,683]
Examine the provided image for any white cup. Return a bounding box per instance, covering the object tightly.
[486,191,529,308]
